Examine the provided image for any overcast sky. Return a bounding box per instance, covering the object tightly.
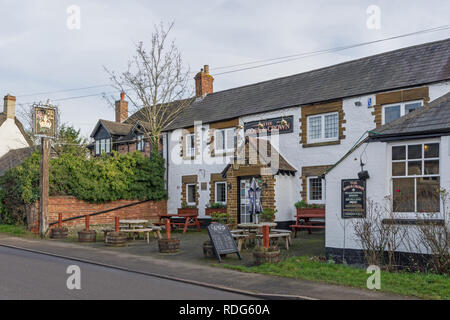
[1,0,449,138]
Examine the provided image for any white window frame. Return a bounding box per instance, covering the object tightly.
[307,176,325,204]
[185,133,195,157]
[186,183,196,206]
[96,138,111,155]
[215,181,227,205]
[136,135,144,151]
[382,100,423,125]
[214,128,235,154]
[307,112,339,144]
[390,140,440,214]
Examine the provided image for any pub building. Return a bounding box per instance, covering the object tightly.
[89,39,450,256]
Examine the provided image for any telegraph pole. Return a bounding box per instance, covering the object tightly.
[39,137,50,237]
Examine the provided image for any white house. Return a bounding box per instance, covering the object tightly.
[325,92,450,265]
[0,94,31,158]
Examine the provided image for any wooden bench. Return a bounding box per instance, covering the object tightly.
[232,234,248,251]
[290,213,325,237]
[120,227,162,243]
[269,233,291,250]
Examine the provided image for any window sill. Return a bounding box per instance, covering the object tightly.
[382,218,444,226]
[302,140,340,148]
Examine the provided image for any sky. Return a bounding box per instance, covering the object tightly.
[1,0,449,139]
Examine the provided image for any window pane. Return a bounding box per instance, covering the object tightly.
[226,129,235,150]
[95,140,100,154]
[308,116,322,140]
[417,177,440,212]
[216,183,226,203]
[384,105,401,124]
[392,162,406,176]
[393,178,415,212]
[408,144,422,159]
[101,139,106,153]
[309,178,322,201]
[106,139,110,153]
[405,102,422,114]
[424,160,439,175]
[187,185,196,204]
[424,143,439,158]
[324,114,338,138]
[215,130,224,151]
[407,161,422,175]
[392,146,406,160]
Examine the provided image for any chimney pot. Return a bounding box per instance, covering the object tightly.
[120,91,125,101]
[3,94,16,119]
[204,65,209,74]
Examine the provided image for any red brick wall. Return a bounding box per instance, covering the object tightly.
[29,196,167,233]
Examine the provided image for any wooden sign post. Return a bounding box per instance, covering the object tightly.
[39,137,50,237]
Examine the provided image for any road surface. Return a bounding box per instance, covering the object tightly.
[0,246,256,300]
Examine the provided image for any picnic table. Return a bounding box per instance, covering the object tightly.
[119,219,162,242]
[157,214,201,234]
[235,222,291,249]
[290,212,325,237]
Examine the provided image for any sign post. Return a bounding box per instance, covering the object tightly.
[33,103,57,237]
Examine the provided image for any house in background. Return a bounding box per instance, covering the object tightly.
[0,94,32,159]
[325,92,450,264]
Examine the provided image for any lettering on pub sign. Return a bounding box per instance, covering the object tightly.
[244,116,293,136]
[341,179,366,218]
[33,105,57,137]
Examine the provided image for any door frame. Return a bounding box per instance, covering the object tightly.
[237,175,261,224]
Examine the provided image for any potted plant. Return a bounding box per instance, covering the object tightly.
[205,202,227,216]
[50,226,68,239]
[210,211,236,230]
[294,200,325,215]
[259,208,277,222]
[177,201,198,216]
[253,245,280,265]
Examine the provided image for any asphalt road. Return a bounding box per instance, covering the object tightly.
[0,246,255,300]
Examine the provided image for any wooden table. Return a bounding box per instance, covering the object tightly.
[119,219,148,240]
[290,213,325,237]
[237,223,277,247]
[157,214,201,234]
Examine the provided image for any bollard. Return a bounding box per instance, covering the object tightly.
[262,225,270,248]
[58,213,62,228]
[165,219,171,239]
[85,215,90,231]
[115,216,120,232]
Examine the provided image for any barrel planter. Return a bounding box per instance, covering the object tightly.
[78,230,97,243]
[253,246,280,265]
[105,232,127,247]
[158,238,180,253]
[50,227,68,239]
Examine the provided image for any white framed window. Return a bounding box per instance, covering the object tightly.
[214,128,236,154]
[95,139,111,155]
[307,112,339,143]
[186,183,196,206]
[391,142,440,213]
[136,135,144,151]
[307,176,325,204]
[382,100,423,125]
[215,182,227,204]
[185,133,195,157]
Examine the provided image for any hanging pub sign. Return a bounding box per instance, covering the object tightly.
[33,105,57,138]
[341,179,366,218]
[244,115,293,136]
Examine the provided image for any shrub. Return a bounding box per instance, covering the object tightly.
[206,202,226,209]
[259,208,277,222]
[294,200,325,209]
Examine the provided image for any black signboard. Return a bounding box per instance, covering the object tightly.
[207,223,241,263]
[341,179,366,218]
[244,116,293,136]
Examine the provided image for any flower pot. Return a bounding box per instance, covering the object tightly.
[205,208,227,216]
[296,208,325,216]
[177,208,198,216]
[50,227,68,239]
[253,247,280,265]
[158,238,180,253]
[105,232,127,247]
[78,230,97,243]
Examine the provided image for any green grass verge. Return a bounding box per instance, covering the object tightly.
[222,256,450,300]
[0,224,34,237]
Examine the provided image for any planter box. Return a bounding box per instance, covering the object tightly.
[177,208,198,216]
[205,208,227,216]
[296,207,325,216]
[158,238,180,253]
[253,247,280,265]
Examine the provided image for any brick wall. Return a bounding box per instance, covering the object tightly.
[28,196,167,233]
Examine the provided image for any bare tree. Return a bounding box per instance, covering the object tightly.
[104,21,193,148]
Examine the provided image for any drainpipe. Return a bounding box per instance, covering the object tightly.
[164,132,169,194]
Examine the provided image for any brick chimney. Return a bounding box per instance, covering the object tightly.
[115,92,128,123]
[194,65,214,98]
[3,94,16,119]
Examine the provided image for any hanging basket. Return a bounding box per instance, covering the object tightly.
[158,238,180,253]
[78,230,97,243]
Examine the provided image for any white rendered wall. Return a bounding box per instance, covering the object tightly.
[0,118,29,157]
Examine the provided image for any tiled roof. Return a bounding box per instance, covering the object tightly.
[0,146,34,176]
[369,91,450,139]
[164,38,450,131]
